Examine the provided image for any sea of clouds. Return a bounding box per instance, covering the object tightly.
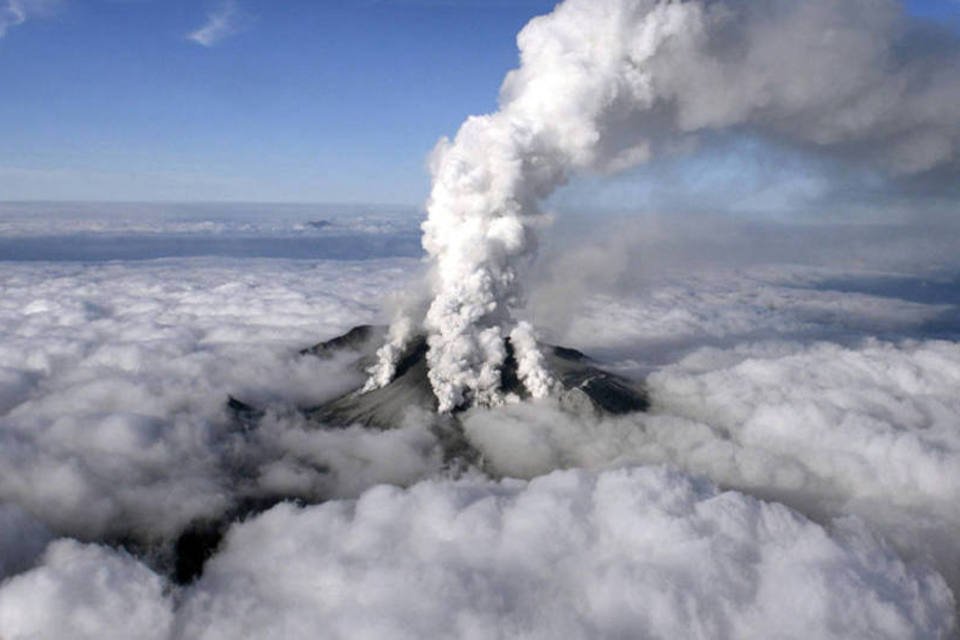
[0,203,959,638]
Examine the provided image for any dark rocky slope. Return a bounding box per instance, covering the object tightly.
[170,325,648,584]
[301,324,648,429]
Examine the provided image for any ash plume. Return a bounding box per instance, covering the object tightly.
[366,0,960,412]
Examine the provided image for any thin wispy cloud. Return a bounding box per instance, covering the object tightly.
[0,0,57,39]
[187,0,246,48]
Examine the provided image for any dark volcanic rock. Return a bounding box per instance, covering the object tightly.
[305,334,435,427]
[173,520,226,584]
[130,496,297,586]
[202,326,647,583]
[226,394,265,428]
[302,325,648,430]
[299,324,385,357]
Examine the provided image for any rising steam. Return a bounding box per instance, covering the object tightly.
[367,0,960,412]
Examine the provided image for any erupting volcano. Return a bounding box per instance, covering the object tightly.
[305,324,646,426]
[359,0,960,413]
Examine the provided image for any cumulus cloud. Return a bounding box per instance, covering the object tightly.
[187,0,247,48]
[0,257,429,543]
[175,468,954,639]
[0,216,956,555]
[2,470,952,639]
[0,204,958,636]
[0,540,174,640]
[464,338,960,597]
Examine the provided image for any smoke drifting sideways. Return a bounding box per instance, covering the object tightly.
[367,0,960,412]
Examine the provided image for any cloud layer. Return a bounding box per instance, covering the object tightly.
[0,540,174,640]
[465,338,960,586]
[0,206,958,637]
[2,468,953,639]
[175,467,954,639]
[0,257,431,543]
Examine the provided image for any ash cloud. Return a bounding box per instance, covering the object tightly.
[526,212,960,361]
[370,0,960,412]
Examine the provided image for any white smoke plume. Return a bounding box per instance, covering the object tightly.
[367,0,960,411]
[509,320,556,399]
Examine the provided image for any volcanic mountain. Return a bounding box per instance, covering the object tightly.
[190,325,648,585]
[299,324,648,427]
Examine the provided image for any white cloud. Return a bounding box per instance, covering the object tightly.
[0,206,958,636]
[0,540,174,640]
[0,257,427,540]
[186,0,246,48]
[0,0,58,38]
[463,338,960,599]
[376,0,960,412]
[2,469,952,639]
[175,467,954,639]
[0,1,26,38]
[0,201,422,238]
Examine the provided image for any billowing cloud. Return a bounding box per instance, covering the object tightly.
[464,338,960,598]
[182,469,955,638]
[0,256,429,542]
[187,0,246,48]
[367,0,960,414]
[2,220,955,547]
[0,540,174,640]
[7,468,949,639]
[0,204,958,636]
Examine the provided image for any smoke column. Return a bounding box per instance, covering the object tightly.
[368,0,960,412]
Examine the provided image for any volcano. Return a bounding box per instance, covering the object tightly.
[174,326,649,584]
[299,325,648,428]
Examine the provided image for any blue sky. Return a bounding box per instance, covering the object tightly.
[0,0,958,205]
